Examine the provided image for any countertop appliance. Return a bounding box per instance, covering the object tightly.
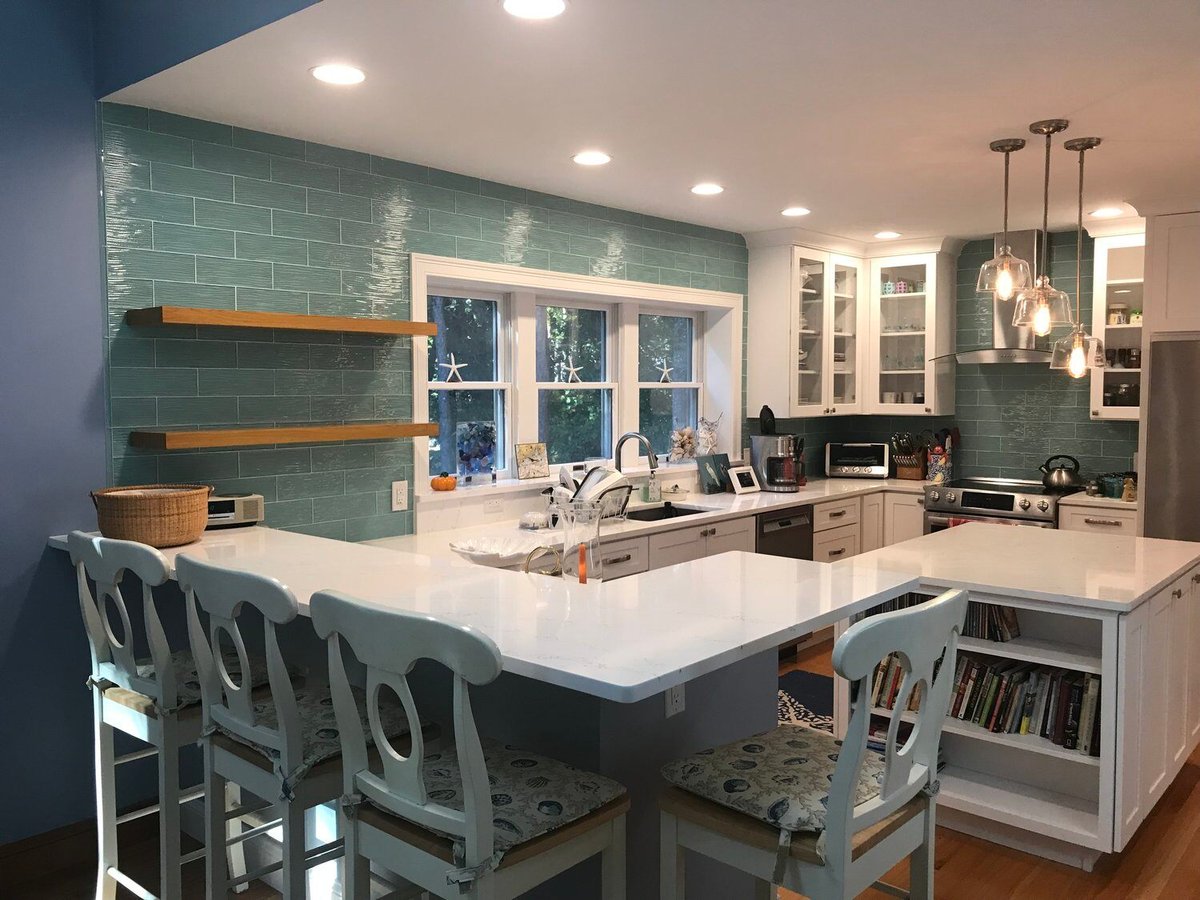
[826,442,890,478]
[750,433,803,493]
[756,505,814,559]
[207,492,264,529]
[923,478,1079,533]
[1040,454,1085,492]
[1144,338,1194,539]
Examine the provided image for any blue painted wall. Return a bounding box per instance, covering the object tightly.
[0,0,108,844]
[92,0,320,96]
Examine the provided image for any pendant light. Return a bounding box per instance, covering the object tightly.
[977,138,1032,301]
[1012,119,1075,336]
[1051,137,1105,378]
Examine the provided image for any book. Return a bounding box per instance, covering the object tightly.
[1063,676,1086,750]
[1078,674,1100,756]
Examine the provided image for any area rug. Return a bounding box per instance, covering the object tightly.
[778,670,834,732]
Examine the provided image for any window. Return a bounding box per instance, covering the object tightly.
[535,304,614,465]
[638,313,700,456]
[427,295,507,476]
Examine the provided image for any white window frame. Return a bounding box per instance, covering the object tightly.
[635,307,703,456]
[532,297,619,467]
[411,254,743,494]
[425,289,512,474]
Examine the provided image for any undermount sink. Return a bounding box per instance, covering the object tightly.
[623,502,711,522]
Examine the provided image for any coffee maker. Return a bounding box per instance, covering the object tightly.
[750,434,804,492]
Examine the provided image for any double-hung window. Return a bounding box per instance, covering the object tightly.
[426,294,509,475]
[638,312,700,456]
[535,303,615,465]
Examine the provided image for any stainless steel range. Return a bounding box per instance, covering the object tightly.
[923,478,1079,533]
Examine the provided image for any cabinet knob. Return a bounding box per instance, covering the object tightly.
[830,406,837,413]
[1174,588,1184,599]
[924,407,932,413]
[1192,573,1200,584]
[1092,410,1100,417]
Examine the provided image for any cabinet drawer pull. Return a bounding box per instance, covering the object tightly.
[1174,588,1185,599]
[603,554,633,566]
[828,509,847,518]
[1083,517,1124,527]
[828,547,847,557]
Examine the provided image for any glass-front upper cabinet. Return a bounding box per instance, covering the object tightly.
[1090,233,1145,421]
[867,252,955,415]
[785,248,866,417]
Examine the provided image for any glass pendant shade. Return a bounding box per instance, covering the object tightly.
[977,246,1033,301]
[1050,325,1104,379]
[1012,276,1074,336]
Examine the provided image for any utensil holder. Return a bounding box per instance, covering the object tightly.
[927,450,952,485]
[894,451,927,481]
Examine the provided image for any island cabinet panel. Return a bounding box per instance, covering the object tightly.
[883,492,924,545]
[1167,574,1191,776]
[1189,570,1200,745]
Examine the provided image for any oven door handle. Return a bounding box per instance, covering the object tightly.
[925,515,955,528]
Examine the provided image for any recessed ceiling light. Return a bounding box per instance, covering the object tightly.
[573,150,611,166]
[1089,206,1124,219]
[874,230,902,240]
[503,0,567,19]
[691,182,724,196]
[781,207,811,217]
[310,64,365,85]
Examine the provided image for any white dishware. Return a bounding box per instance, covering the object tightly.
[449,534,547,568]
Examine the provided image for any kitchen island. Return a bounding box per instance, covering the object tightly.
[836,523,1200,871]
[49,527,918,899]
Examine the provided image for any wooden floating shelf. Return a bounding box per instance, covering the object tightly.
[125,306,438,337]
[129,422,439,451]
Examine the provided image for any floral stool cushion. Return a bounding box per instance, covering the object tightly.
[660,724,885,835]
[135,648,274,710]
[367,740,627,854]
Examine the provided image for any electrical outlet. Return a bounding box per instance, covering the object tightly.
[483,497,503,515]
[665,684,685,718]
[390,480,408,512]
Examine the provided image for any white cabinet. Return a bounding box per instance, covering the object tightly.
[1145,212,1200,335]
[1090,233,1145,421]
[882,492,925,545]
[747,245,867,418]
[646,517,756,570]
[866,252,956,415]
[1060,506,1138,536]
[861,493,884,552]
[597,536,649,581]
[1115,566,1198,850]
[813,497,859,531]
[813,523,860,562]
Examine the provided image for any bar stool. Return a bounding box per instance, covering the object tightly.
[658,588,968,900]
[69,531,256,900]
[178,555,435,898]
[310,589,630,900]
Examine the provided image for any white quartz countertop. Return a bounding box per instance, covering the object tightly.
[369,477,925,558]
[50,527,917,702]
[1058,492,1139,511]
[840,523,1199,611]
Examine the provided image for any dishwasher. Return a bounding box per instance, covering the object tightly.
[756,505,814,559]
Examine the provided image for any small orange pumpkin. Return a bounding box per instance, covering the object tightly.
[430,472,457,492]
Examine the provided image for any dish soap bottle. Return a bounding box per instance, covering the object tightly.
[642,472,662,503]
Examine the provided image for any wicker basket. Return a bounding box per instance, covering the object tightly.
[91,484,212,548]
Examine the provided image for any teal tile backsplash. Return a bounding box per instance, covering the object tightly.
[102,103,748,540]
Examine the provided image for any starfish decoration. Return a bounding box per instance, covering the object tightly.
[564,356,583,383]
[439,353,468,383]
[657,360,673,384]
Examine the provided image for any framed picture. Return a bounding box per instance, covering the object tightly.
[455,421,497,477]
[696,453,732,494]
[515,441,550,480]
[727,465,761,495]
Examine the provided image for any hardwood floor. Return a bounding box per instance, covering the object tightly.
[781,640,1200,900]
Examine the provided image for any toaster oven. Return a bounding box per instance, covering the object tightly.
[825,442,890,478]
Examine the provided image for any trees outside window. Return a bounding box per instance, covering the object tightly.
[535,305,613,464]
[638,313,700,456]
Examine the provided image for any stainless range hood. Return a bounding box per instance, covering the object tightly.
[956,229,1051,364]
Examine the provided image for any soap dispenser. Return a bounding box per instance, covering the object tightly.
[642,471,662,503]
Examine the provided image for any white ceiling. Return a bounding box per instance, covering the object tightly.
[110,0,1200,244]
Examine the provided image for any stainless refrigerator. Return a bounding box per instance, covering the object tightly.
[1143,338,1200,541]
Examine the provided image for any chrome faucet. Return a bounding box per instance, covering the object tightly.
[613,432,658,473]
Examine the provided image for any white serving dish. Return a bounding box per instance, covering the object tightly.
[449,534,550,568]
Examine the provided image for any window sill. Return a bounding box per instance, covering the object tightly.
[415,460,700,505]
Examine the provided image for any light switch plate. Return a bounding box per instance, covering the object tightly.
[391,481,408,512]
[665,684,685,718]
